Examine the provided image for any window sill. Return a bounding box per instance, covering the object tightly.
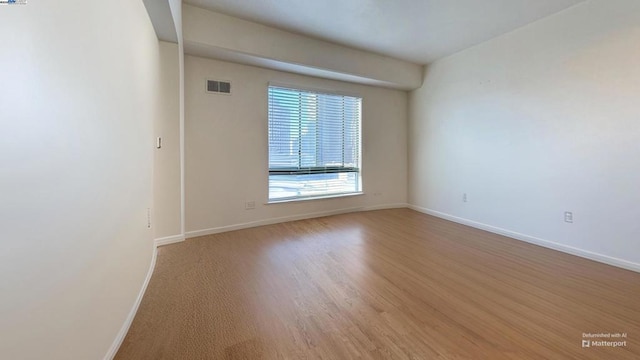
[267,192,364,205]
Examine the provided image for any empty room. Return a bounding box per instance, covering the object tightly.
[2,0,639,359]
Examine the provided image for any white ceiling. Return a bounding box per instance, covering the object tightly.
[185,0,586,64]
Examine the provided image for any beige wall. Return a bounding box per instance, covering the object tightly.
[154,41,182,240]
[0,1,162,359]
[185,56,408,234]
[409,0,640,269]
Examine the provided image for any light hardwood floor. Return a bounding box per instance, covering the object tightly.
[115,209,640,359]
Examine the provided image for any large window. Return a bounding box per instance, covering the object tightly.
[268,85,362,202]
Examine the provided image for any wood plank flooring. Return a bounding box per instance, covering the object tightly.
[115,209,640,359]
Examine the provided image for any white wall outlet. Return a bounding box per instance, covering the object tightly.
[245,201,255,210]
[564,211,573,223]
[463,193,468,202]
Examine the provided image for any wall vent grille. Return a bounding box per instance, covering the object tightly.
[206,79,231,94]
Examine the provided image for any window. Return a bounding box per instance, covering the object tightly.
[268,85,362,202]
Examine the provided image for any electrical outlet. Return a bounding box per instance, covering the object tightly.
[564,211,573,223]
[463,193,468,203]
[245,201,255,210]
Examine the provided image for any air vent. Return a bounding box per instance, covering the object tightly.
[206,79,231,94]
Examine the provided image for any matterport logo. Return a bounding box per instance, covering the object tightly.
[582,332,628,349]
[1,0,28,4]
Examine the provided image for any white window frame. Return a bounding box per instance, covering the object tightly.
[267,84,363,203]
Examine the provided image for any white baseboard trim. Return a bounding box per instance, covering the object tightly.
[186,203,409,239]
[363,203,409,211]
[154,234,185,247]
[104,245,158,360]
[408,205,640,274]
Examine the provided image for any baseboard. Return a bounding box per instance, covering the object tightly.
[154,234,185,247]
[103,245,158,360]
[186,203,409,239]
[363,203,409,211]
[408,205,640,274]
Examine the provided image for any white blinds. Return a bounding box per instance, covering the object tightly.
[268,85,362,201]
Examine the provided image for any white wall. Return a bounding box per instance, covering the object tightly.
[185,56,408,235]
[169,0,186,238]
[0,1,162,359]
[409,0,640,269]
[154,41,182,240]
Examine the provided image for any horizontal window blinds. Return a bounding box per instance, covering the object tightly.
[268,85,362,201]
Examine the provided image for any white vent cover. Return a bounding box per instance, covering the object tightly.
[206,79,231,94]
